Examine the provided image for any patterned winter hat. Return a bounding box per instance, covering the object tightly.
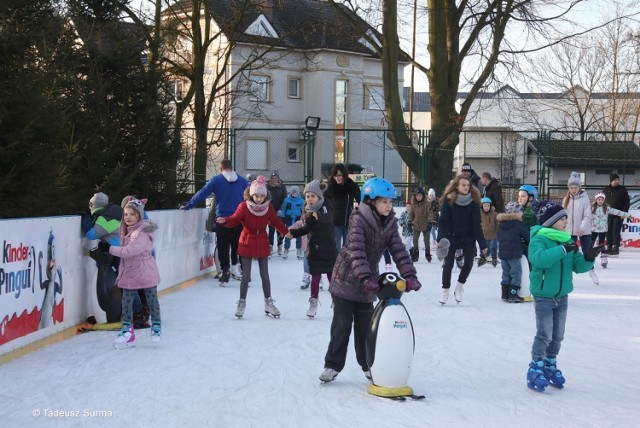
[567,171,582,188]
[505,201,523,214]
[303,179,323,198]
[595,192,606,200]
[89,192,109,209]
[125,198,147,219]
[250,175,268,196]
[534,200,567,227]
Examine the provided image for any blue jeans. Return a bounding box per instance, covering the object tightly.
[284,217,301,250]
[571,235,591,253]
[531,296,568,361]
[500,257,522,286]
[334,226,348,253]
[486,239,497,258]
[430,224,437,243]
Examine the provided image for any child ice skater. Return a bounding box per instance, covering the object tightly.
[525,201,600,391]
[397,201,414,253]
[478,197,498,267]
[591,192,636,268]
[318,177,422,383]
[97,198,161,349]
[287,179,336,318]
[281,186,305,259]
[217,176,289,318]
[496,202,529,303]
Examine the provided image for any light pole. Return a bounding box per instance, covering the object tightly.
[302,116,321,183]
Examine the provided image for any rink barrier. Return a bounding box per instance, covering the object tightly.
[0,209,216,359]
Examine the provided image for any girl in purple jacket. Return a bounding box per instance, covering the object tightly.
[318,177,422,384]
[98,198,161,349]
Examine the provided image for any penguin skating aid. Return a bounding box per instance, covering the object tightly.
[365,273,425,400]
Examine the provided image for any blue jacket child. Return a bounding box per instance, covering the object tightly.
[282,186,305,252]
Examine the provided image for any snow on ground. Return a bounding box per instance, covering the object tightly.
[2,246,639,428]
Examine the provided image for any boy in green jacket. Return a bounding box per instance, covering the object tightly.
[526,201,601,392]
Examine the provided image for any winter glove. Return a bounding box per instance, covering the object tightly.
[97,241,111,253]
[405,276,422,292]
[361,277,380,293]
[435,238,450,261]
[584,245,605,262]
[562,242,579,254]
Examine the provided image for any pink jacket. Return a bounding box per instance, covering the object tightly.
[109,220,161,290]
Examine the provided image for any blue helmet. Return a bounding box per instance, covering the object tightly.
[480,197,492,204]
[518,185,538,201]
[361,177,396,202]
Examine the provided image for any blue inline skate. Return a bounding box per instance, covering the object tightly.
[527,360,550,392]
[543,357,565,388]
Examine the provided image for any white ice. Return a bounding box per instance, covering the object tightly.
[2,243,639,427]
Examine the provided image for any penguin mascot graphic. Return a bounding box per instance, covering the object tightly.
[365,272,424,400]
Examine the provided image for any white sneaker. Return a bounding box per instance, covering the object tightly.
[306,297,318,318]
[230,264,242,280]
[454,282,464,303]
[150,323,161,343]
[589,269,599,286]
[439,289,449,305]
[235,299,246,318]
[264,297,280,317]
[282,249,289,259]
[114,323,135,349]
[385,263,393,272]
[300,273,310,289]
[319,368,339,383]
[297,249,304,259]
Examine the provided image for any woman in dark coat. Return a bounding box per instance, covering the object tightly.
[324,164,361,252]
[437,175,488,305]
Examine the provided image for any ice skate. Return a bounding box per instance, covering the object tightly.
[477,256,487,267]
[543,357,565,389]
[425,251,432,263]
[300,272,310,289]
[601,253,608,268]
[589,269,599,286]
[455,249,465,269]
[150,323,161,343]
[235,299,246,318]
[219,270,230,286]
[410,249,419,262]
[282,249,289,259]
[454,282,464,303]
[114,323,135,349]
[527,360,549,392]
[439,288,449,305]
[320,277,324,290]
[264,297,280,318]
[230,264,242,280]
[319,368,339,383]
[306,297,318,318]
[297,249,304,260]
[214,270,222,279]
[491,257,498,267]
[385,263,393,272]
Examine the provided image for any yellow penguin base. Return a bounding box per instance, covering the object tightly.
[367,384,414,398]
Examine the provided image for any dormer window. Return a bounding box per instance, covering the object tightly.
[245,15,278,38]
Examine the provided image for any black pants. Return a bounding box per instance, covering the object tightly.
[216,224,242,271]
[442,243,476,288]
[324,296,374,373]
[268,224,285,247]
[607,216,624,247]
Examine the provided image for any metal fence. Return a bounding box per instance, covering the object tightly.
[175,127,640,203]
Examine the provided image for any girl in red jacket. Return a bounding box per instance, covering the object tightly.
[217,176,289,318]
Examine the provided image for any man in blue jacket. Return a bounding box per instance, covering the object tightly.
[182,160,248,284]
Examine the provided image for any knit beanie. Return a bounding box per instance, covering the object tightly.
[610,173,620,182]
[595,192,606,200]
[124,198,147,219]
[461,163,472,172]
[567,171,581,188]
[250,175,268,196]
[505,201,522,214]
[290,186,300,195]
[534,200,567,227]
[428,188,436,198]
[89,192,109,209]
[303,179,323,198]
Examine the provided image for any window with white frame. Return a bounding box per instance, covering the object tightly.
[287,142,301,162]
[246,139,268,169]
[168,80,184,101]
[288,77,301,99]
[250,75,270,102]
[364,85,385,110]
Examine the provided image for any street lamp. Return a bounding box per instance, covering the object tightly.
[302,116,321,183]
[304,116,321,136]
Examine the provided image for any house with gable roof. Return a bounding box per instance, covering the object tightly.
[166,0,410,184]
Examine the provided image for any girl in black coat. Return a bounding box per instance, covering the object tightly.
[324,164,361,252]
[437,175,488,305]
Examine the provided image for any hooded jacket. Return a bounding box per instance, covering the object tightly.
[185,170,249,216]
[87,203,123,245]
[289,200,337,274]
[330,203,417,303]
[110,220,160,290]
[496,212,529,260]
[564,190,592,236]
[528,225,594,298]
[480,207,498,240]
[408,193,433,231]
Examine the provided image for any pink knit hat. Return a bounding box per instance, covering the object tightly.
[250,175,268,196]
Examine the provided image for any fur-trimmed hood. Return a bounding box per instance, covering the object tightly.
[497,212,523,222]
